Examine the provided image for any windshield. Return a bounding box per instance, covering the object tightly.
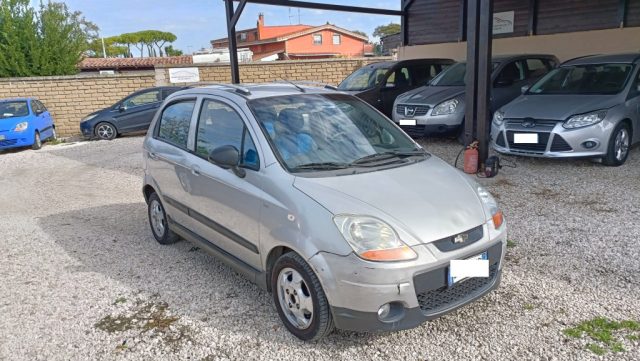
[528,64,633,95]
[338,66,390,91]
[430,62,500,86]
[0,101,29,119]
[248,93,426,173]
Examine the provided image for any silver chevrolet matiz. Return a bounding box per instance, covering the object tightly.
[142,83,507,340]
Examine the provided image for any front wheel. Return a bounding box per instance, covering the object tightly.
[95,122,117,140]
[271,252,334,341]
[32,131,42,150]
[603,122,630,166]
[147,193,180,245]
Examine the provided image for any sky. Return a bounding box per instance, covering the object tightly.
[57,0,400,55]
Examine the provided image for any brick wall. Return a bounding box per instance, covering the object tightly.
[156,57,390,86]
[0,72,155,137]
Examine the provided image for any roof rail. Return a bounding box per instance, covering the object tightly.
[561,54,599,65]
[289,81,338,91]
[190,82,251,96]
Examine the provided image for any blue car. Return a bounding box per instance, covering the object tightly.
[0,98,56,151]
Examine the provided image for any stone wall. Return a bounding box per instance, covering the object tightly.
[0,72,155,137]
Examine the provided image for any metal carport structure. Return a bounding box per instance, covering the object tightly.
[224,0,496,165]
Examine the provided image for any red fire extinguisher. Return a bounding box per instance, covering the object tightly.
[463,141,479,174]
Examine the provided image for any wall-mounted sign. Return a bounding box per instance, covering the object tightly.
[169,67,200,83]
[493,11,515,34]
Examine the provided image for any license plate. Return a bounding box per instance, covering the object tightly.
[0,135,4,140]
[399,119,417,126]
[513,133,538,144]
[448,251,489,287]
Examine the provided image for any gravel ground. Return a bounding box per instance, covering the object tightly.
[1,135,639,361]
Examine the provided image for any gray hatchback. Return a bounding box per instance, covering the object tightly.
[142,83,507,340]
[491,53,640,166]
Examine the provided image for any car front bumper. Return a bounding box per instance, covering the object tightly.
[308,223,507,332]
[490,119,614,158]
[0,132,34,150]
[80,121,94,139]
[391,104,464,137]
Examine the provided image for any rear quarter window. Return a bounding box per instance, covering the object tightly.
[156,100,196,148]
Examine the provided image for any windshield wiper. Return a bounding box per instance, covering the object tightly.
[350,150,426,165]
[290,162,351,171]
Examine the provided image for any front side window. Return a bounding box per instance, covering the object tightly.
[528,63,634,95]
[495,61,525,86]
[386,67,411,88]
[338,66,390,91]
[248,94,425,173]
[411,64,441,86]
[313,34,322,45]
[0,101,29,119]
[196,99,259,169]
[123,90,161,108]
[526,59,550,79]
[157,100,196,148]
[332,34,341,45]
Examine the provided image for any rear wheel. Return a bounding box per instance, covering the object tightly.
[32,132,42,150]
[271,252,334,341]
[603,122,630,166]
[95,122,117,140]
[50,127,57,141]
[147,193,180,245]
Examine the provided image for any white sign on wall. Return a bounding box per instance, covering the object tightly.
[493,11,515,34]
[169,67,200,83]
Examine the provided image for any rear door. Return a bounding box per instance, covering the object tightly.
[182,97,263,269]
[145,97,198,228]
[33,100,55,138]
[114,89,162,132]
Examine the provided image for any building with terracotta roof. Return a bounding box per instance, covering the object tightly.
[78,56,193,73]
[211,14,372,61]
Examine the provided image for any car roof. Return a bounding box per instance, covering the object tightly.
[492,54,557,62]
[358,58,454,69]
[0,97,32,102]
[562,53,640,66]
[173,82,341,100]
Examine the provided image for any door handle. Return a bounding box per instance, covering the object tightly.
[191,167,201,176]
[148,152,158,160]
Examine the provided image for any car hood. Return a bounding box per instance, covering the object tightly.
[396,85,465,106]
[502,94,622,120]
[0,115,31,132]
[293,157,487,246]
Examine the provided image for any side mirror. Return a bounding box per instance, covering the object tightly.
[521,85,530,94]
[208,145,246,178]
[118,104,127,112]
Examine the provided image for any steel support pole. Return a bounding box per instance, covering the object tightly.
[476,0,493,164]
[225,0,240,84]
[464,0,479,147]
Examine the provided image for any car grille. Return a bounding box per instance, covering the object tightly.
[417,262,499,314]
[550,135,573,152]
[399,124,426,138]
[505,119,558,130]
[396,104,429,117]
[0,139,17,147]
[506,131,550,153]
[432,225,484,252]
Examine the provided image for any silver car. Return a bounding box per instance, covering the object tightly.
[491,53,640,166]
[142,83,507,340]
[392,55,557,138]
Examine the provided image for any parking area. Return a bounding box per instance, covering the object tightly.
[1,136,638,360]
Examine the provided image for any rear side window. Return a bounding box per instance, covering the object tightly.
[157,100,196,148]
[495,61,526,85]
[123,90,161,108]
[526,59,550,79]
[411,64,441,86]
[386,67,411,88]
[195,99,259,169]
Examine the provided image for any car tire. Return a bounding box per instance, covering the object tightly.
[32,131,42,150]
[95,122,117,140]
[50,127,57,141]
[147,193,180,245]
[271,252,334,341]
[603,122,631,166]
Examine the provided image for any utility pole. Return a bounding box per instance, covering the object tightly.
[101,37,107,58]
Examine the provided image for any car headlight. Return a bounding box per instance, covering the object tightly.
[492,111,505,126]
[333,215,417,262]
[431,98,459,116]
[82,114,98,122]
[14,122,28,132]
[563,110,607,129]
[477,185,504,229]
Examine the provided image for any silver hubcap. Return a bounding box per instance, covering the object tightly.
[35,134,41,147]
[97,124,114,139]
[614,128,629,161]
[150,200,166,237]
[277,267,313,330]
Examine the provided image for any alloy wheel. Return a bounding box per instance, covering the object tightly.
[276,267,314,330]
[614,127,630,162]
[97,124,115,140]
[149,199,166,237]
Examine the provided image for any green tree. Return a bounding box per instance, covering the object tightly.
[164,45,183,56]
[0,0,97,77]
[372,23,401,38]
[87,36,128,58]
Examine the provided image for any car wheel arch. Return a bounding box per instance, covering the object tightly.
[143,185,156,204]
[265,246,293,292]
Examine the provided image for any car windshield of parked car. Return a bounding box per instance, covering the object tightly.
[430,62,500,86]
[248,93,427,173]
[528,64,633,95]
[0,101,29,119]
[338,67,390,91]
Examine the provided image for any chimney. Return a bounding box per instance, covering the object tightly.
[257,13,264,40]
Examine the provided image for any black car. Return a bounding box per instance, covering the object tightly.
[337,58,454,117]
[80,86,185,140]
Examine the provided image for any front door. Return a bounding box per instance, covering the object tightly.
[183,97,263,269]
[380,66,413,117]
[492,60,528,110]
[114,89,162,132]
